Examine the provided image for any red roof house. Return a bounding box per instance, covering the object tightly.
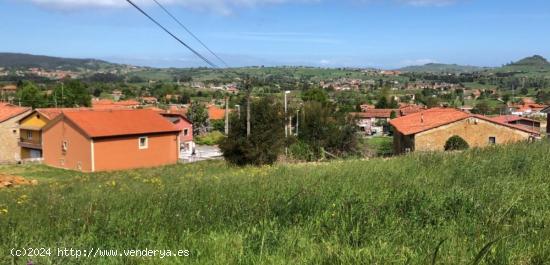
[42,109,181,172]
[390,108,539,154]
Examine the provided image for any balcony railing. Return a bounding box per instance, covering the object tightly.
[19,138,42,149]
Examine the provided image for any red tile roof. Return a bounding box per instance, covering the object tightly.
[92,99,140,110]
[390,108,469,135]
[391,108,540,136]
[490,115,538,124]
[35,108,90,120]
[352,109,398,119]
[208,105,227,120]
[0,103,30,123]
[59,109,179,138]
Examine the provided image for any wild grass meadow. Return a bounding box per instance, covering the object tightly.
[1,142,549,264]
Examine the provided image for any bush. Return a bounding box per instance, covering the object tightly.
[444,135,469,151]
[289,141,316,161]
[195,131,225,146]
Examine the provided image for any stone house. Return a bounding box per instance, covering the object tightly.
[390,108,540,154]
[0,103,31,163]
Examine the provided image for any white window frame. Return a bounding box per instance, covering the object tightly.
[27,130,33,140]
[139,136,148,149]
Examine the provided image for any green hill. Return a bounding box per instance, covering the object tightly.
[500,55,550,72]
[0,52,119,70]
[1,142,548,264]
[398,63,486,73]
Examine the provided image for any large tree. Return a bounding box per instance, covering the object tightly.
[188,102,209,136]
[297,101,358,159]
[220,96,285,166]
[53,80,91,107]
[16,81,44,108]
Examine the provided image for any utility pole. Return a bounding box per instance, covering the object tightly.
[246,79,251,137]
[284,90,290,155]
[224,95,229,135]
[284,91,290,138]
[295,109,300,137]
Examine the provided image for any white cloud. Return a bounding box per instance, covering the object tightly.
[399,0,458,6]
[22,0,461,14]
[398,58,438,67]
[23,0,317,15]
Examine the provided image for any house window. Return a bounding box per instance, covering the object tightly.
[489,137,496,145]
[62,140,69,152]
[184,129,189,136]
[139,136,148,149]
[27,131,33,140]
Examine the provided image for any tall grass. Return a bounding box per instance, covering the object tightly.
[1,141,549,264]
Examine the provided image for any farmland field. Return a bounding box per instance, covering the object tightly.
[1,142,549,264]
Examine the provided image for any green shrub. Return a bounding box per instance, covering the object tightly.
[195,131,225,145]
[289,141,316,161]
[444,135,470,151]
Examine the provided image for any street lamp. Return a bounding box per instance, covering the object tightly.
[284,90,291,138]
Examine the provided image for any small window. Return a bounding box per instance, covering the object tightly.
[62,140,69,151]
[489,137,496,145]
[27,131,33,140]
[184,129,189,136]
[139,136,148,149]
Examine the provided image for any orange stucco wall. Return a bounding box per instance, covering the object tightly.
[93,133,178,172]
[43,119,92,171]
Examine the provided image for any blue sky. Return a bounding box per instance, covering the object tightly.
[0,0,549,68]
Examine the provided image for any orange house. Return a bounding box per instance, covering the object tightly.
[42,109,180,172]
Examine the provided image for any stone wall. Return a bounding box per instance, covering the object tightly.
[414,117,532,152]
[0,111,31,163]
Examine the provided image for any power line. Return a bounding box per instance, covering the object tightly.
[125,0,219,69]
[151,0,230,68]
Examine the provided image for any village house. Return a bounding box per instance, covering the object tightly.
[491,115,541,132]
[352,104,425,135]
[42,109,180,172]
[141,96,158,105]
[157,111,194,156]
[542,106,550,137]
[92,98,140,109]
[390,108,540,154]
[111,89,123,101]
[1,84,17,94]
[509,98,547,117]
[18,108,90,160]
[0,103,31,163]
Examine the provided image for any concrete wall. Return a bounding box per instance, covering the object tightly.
[43,119,92,171]
[0,110,31,163]
[414,117,532,152]
[93,133,178,172]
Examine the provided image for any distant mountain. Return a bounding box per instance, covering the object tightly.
[0,53,120,70]
[397,63,486,73]
[502,55,550,70]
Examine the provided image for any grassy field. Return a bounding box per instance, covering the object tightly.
[1,142,549,264]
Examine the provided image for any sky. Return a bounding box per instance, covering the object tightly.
[0,0,549,69]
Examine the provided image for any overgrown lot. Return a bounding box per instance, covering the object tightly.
[1,142,549,264]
